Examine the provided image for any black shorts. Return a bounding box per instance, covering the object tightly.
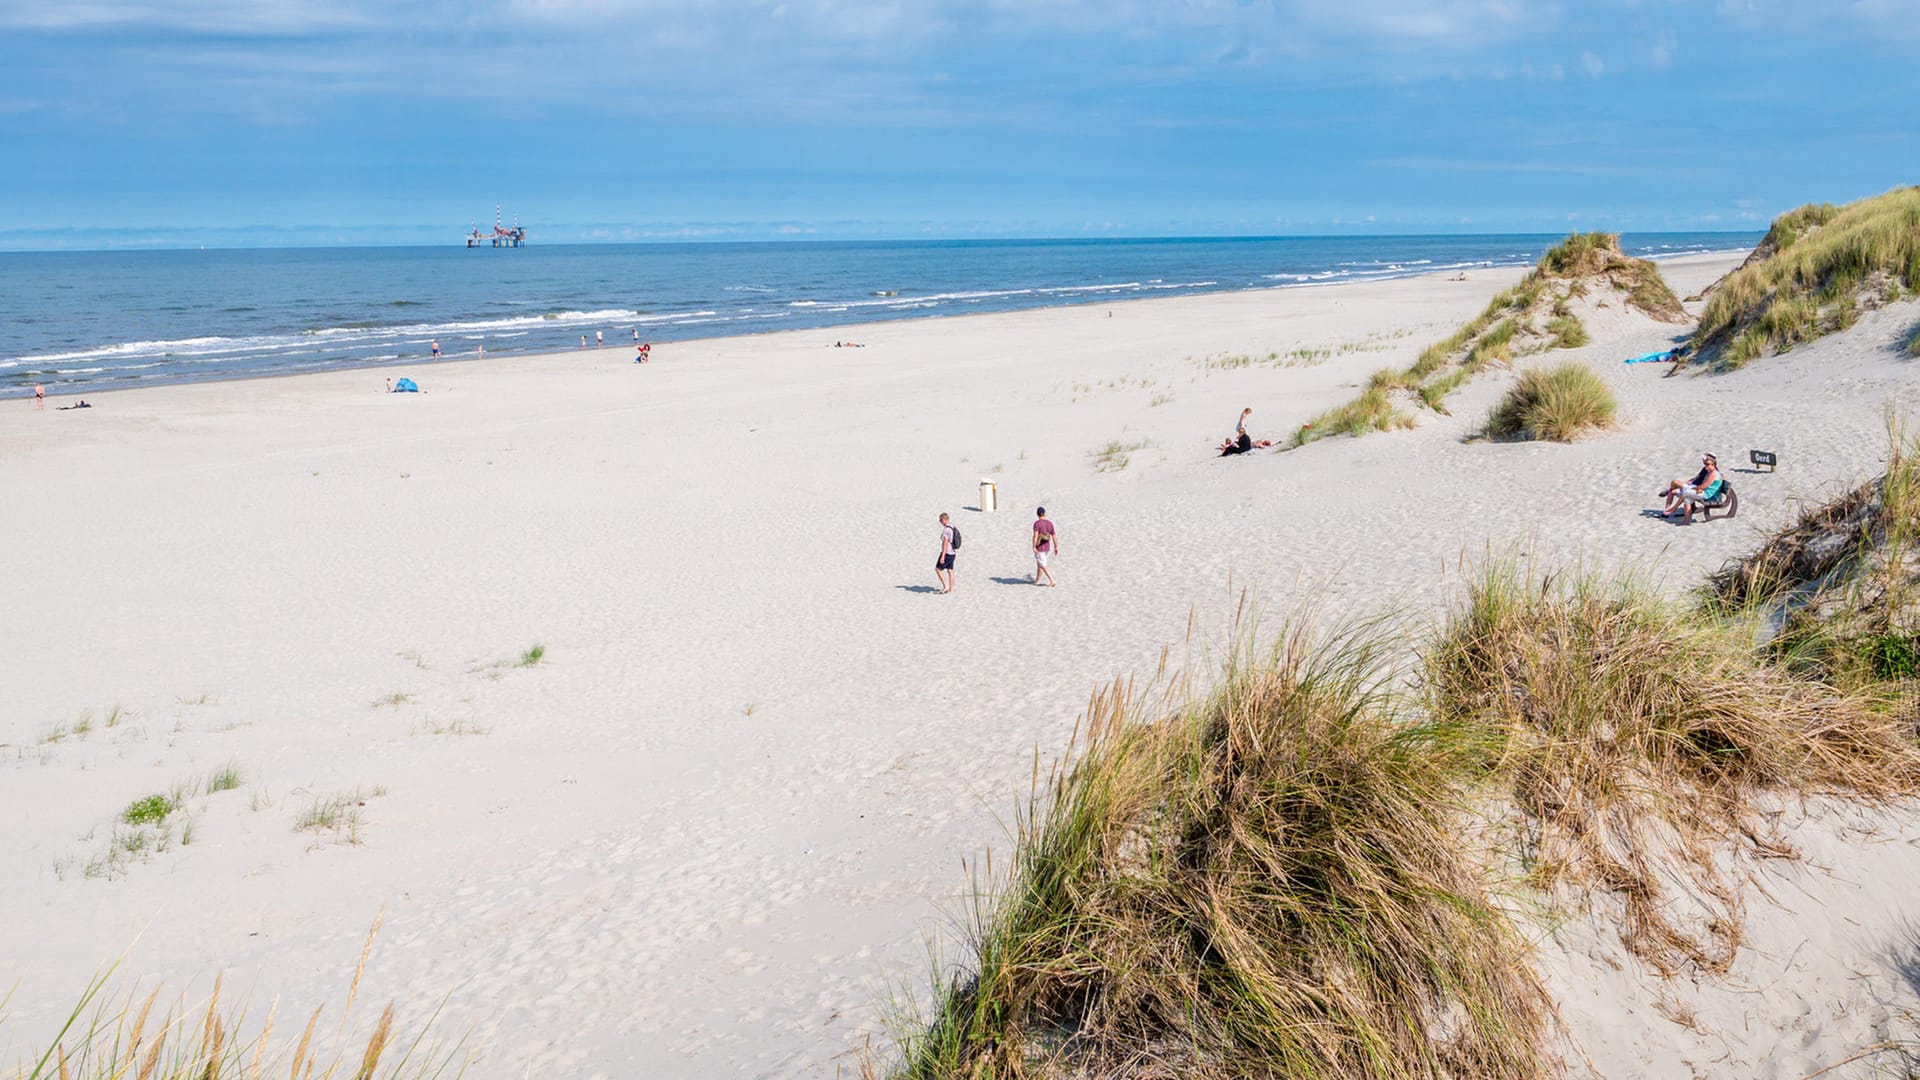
[936,553,956,570]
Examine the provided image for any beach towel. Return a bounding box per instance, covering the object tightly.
[1623,350,1676,365]
[394,377,420,392]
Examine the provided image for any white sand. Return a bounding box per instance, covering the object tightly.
[5,253,1920,1076]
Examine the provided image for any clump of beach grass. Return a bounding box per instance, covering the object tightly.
[1693,186,1920,368]
[1090,439,1149,472]
[205,762,244,794]
[296,789,377,846]
[8,913,467,1079]
[877,617,1549,1079]
[518,644,546,667]
[1546,314,1589,349]
[1293,234,1675,446]
[1478,362,1617,442]
[1425,561,1920,975]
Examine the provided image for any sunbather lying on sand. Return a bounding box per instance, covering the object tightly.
[1219,407,1273,456]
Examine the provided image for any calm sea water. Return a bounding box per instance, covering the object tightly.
[1,234,1756,395]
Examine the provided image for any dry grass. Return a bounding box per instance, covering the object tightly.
[1478,362,1617,442]
[874,617,1549,1080]
[1694,187,1920,367]
[1426,562,1920,976]
[1711,415,1920,696]
[5,915,465,1079]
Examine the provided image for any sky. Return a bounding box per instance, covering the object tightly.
[1,0,1916,249]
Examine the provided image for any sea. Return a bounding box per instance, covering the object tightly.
[1,233,1757,395]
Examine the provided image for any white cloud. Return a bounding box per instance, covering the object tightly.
[1579,49,1603,76]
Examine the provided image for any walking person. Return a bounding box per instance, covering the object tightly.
[935,512,959,594]
[430,339,440,359]
[33,383,45,409]
[1031,507,1058,586]
[596,330,604,349]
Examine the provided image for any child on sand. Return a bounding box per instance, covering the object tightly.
[935,513,958,594]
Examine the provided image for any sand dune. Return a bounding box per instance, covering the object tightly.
[6,252,1920,1076]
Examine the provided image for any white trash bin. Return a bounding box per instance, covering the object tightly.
[978,478,998,513]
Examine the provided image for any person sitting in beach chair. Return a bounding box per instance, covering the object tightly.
[1660,453,1719,515]
[1659,453,1735,522]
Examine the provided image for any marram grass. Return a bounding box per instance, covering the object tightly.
[4,915,466,1080]
[872,616,1550,1079]
[1695,186,1920,367]
[1478,362,1617,442]
[1425,561,1920,975]
[1294,233,1673,447]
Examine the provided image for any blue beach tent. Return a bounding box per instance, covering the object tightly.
[394,377,420,392]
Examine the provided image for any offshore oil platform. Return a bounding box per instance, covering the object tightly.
[466,206,526,248]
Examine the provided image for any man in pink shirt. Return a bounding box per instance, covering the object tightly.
[1031,506,1058,586]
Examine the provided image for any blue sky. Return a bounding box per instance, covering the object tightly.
[2,0,1916,248]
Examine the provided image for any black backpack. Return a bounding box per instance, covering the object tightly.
[949,525,962,550]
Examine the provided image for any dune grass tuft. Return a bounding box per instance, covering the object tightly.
[1425,561,1920,975]
[518,644,546,668]
[1694,186,1920,367]
[879,617,1549,1079]
[1479,362,1617,442]
[1546,314,1589,349]
[1090,439,1150,472]
[7,916,467,1079]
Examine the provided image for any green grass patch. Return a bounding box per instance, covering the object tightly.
[519,643,546,667]
[121,794,179,827]
[1546,314,1590,348]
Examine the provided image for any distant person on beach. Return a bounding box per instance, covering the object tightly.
[430,339,440,358]
[635,343,650,364]
[935,512,958,594]
[632,329,640,345]
[33,383,45,408]
[580,335,588,350]
[477,344,484,359]
[1218,407,1270,456]
[1031,507,1058,587]
[596,330,604,348]
[57,400,91,410]
[1660,453,1720,516]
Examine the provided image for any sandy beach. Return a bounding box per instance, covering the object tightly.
[8,251,1920,1077]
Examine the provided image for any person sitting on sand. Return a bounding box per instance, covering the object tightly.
[1660,453,1720,516]
[57,400,91,410]
[1218,407,1272,456]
